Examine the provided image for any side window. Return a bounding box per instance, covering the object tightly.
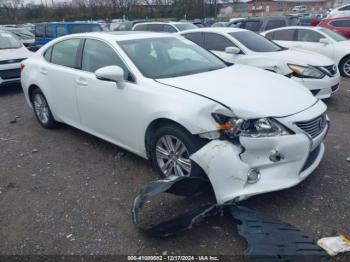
[339,5,350,11]
[296,29,323,42]
[267,29,295,41]
[43,47,53,62]
[164,25,177,33]
[133,24,147,31]
[35,25,45,38]
[147,24,164,32]
[82,39,129,80]
[204,33,235,52]
[182,32,204,48]
[51,39,80,68]
[330,20,350,27]
[265,20,286,31]
[46,25,53,38]
[57,25,65,37]
[242,21,263,32]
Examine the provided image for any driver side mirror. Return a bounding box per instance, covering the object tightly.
[225,46,241,54]
[319,38,330,45]
[95,66,124,83]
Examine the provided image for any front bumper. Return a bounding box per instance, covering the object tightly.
[191,101,328,204]
[291,73,341,99]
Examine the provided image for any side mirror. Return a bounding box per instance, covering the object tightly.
[319,38,330,45]
[225,46,241,54]
[95,65,124,83]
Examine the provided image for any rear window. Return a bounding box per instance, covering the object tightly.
[242,20,263,32]
[133,24,147,31]
[173,23,197,31]
[339,4,350,11]
[51,39,80,68]
[266,29,295,41]
[67,24,102,34]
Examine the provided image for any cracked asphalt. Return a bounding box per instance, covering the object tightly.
[0,78,350,260]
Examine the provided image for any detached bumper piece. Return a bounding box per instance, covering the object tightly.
[133,176,327,261]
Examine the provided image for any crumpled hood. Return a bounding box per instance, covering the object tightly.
[157,65,317,118]
[262,49,335,66]
[0,46,32,61]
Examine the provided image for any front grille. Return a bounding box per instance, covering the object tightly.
[0,58,25,65]
[296,114,327,138]
[320,65,337,77]
[0,68,21,80]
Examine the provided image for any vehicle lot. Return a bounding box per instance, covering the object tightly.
[0,80,350,257]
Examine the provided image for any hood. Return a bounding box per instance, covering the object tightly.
[0,46,32,61]
[157,65,317,118]
[262,49,334,66]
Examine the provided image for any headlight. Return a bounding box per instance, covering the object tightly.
[212,114,291,138]
[288,64,325,79]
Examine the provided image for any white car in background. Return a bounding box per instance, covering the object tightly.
[328,3,350,18]
[262,26,350,77]
[132,22,198,33]
[0,30,32,87]
[181,28,340,99]
[21,32,328,203]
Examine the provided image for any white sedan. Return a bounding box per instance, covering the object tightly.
[262,26,350,77]
[328,3,350,18]
[0,30,32,87]
[21,32,328,203]
[180,27,340,99]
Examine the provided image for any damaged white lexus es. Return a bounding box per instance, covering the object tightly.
[21,32,329,203]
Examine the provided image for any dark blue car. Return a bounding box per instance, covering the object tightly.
[34,22,103,47]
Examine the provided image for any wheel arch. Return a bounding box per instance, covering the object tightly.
[28,84,41,104]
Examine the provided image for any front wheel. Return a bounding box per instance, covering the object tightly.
[339,55,350,77]
[150,124,206,178]
[31,88,58,129]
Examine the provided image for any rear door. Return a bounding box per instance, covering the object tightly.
[43,38,82,126]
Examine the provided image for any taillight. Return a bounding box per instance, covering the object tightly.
[20,63,25,71]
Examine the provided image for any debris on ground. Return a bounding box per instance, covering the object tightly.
[9,116,20,124]
[317,235,350,256]
[346,157,350,162]
[133,176,327,261]
[32,149,39,153]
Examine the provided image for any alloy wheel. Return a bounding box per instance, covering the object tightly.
[33,93,50,124]
[343,58,350,77]
[155,135,192,177]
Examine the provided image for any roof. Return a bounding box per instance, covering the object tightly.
[180,27,247,34]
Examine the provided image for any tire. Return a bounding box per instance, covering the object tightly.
[339,55,350,77]
[150,124,206,178]
[31,88,58,129]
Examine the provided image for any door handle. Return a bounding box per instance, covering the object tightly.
[76,78,88,86]
[40,68,48,75]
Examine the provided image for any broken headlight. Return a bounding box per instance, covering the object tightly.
[288,64,325,79]
[212,114,291,138]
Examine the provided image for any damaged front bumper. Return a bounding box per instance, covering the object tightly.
[191,101,328,204]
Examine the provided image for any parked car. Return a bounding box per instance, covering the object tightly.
[181,28,340,99]
[328,4,350,18]
[132,22,197,33]
[262,26,350,77]
[229,16,299,33]
[34,22,103,47]
[0,30,31,87]
[319,17,350,38]
[21,32,328,202]
[292,5,307,13]
[1,27,35,46]
[113,20,146,31]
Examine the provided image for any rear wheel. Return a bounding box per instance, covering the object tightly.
[31,88,57,129]
[339,55,350,77]
[150,124,206,178]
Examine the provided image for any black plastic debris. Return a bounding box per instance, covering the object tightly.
[229,205,328,261]
[133,177,328,260]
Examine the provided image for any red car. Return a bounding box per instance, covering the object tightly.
[319,17,350,38]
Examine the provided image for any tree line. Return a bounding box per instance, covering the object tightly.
[0,0,223,24]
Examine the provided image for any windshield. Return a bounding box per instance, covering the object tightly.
[173,23,197,31]
[67,24,102,34]
[0,32,21,49]
[230,31,284,52]
[319,28,346,42]
[119,37,226,79]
